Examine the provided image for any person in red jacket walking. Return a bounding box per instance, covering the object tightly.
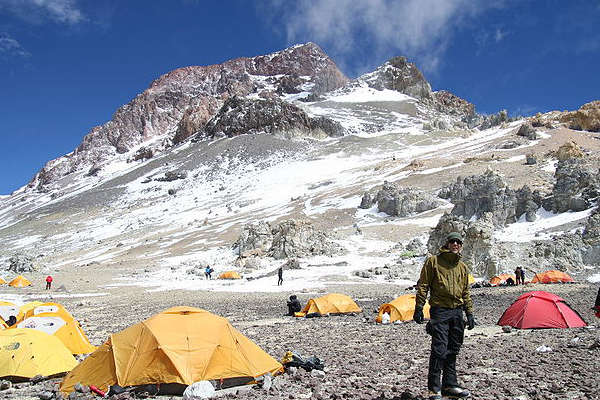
[45,275,53,290]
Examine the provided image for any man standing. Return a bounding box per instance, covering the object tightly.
[414,232,474,400]
[277,266,283,286]
[45,275,53,290]
[514,267,522,285]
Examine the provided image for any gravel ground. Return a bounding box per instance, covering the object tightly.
[1,281,599,400]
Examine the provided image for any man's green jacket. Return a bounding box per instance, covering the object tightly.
[415,247,473,314]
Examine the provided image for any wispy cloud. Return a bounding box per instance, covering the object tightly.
[0,32,31,59]
[0,0,85,24]
[494,28,507,42]
[263,0,503,75]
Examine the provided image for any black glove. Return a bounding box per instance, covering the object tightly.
[466,313,475,330]
[413,307,424,324]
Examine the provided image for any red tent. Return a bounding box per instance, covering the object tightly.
[497,291,586,329]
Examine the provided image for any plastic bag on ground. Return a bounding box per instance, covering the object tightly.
[381,312,390,324]
[183,381,216,399]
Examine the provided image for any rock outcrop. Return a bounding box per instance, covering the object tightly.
[439,169,543,227]
[7,254,37,273]
[547,158,599,213]
[358,56,433,100]
[559,100,600,132]
[359,181,440,217]
[202,97,345,139]
[433,90,476,122]
[235,219,344,260]
[516,122,537,140]
[426,213,497,278]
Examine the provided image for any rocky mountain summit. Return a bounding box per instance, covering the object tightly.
[27,43,349,191]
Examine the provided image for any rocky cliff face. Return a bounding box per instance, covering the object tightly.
[358,56,433,100]
[27,43,349,191]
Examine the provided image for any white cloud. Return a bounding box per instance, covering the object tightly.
[0,0,84,24]
[265,0,503,74]
[0,33,31,58]
[494,27,507,42]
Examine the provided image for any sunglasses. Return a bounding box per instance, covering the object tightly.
[448,239,463,245]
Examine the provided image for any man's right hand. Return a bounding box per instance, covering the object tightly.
[413,307,424,324]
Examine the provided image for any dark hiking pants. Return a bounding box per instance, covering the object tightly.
[427,307,465,393]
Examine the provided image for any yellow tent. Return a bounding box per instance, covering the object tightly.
[0,328,77,381]
[295,293,362,317]
[0,301,18,322]
[60,306,284,394]
[8,275,31,288]
[0,319,8,329]
[23,302,71,319]
[375,294,431,323]
[16,312,96,355]
[16,301,44,323]
[0,277,6,284]
[468,274,475,285]
[218,271,242,280]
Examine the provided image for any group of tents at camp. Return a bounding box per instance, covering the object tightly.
[0,275,32,288]
[488,269,575,285]
[0,268,588,396]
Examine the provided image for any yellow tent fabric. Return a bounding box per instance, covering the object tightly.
[218,271,241,279]
[8,275,31,288]
[23,302,71,319]
[0,328,77,381]
[489,273,515,285]
[0,301,18,322]
[0,319,8,329]
[17,312,96,355]
[468,274,475,285]
[60,306,284,394]
[375,294,431,323]
[0,277,6,284]
[16,301,44,323]
[295,293,362,317]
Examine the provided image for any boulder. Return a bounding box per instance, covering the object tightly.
[366,181,439,217]
[269,220,344,259]
[555,141,584,161]
[427,213,498,278]
[235,220,344,260]
[440,169,518,227]
[516,122,537,140]
[7,254,36,273]
[558,100,600,132]
[549,158,599,213]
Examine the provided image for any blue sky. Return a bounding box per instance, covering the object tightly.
[1,0,599,195]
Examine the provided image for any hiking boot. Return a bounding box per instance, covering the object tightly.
[442,386,471,398]
[428,391,442,400]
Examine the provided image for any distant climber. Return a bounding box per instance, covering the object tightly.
[277,266,283,286]
[514,267,522,285]
[594,286,600,318]
[45,275,53,290]
[287,295,302,316]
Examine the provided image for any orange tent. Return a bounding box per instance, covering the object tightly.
[218,271,241,280]
[295,293,361,317]
[375,294,431,323]
[60,306,283,394]
[531,270,574,284]
[8,276,31,288]
[489,273,516,285]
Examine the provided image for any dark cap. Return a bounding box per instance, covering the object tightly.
[446,232,463,243]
